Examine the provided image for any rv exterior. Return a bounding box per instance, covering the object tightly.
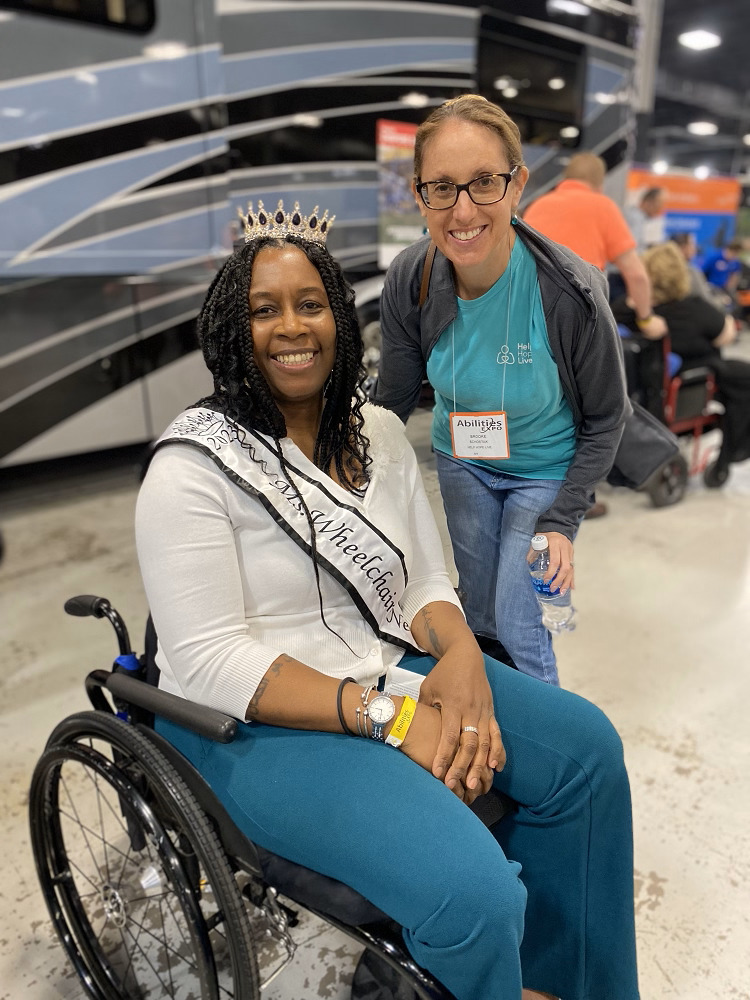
[0,0,637,466]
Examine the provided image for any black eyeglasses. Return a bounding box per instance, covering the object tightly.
[416,167,519,210]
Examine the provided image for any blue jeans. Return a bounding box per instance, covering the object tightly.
[435,450,564,685]
[156,654,639,1000]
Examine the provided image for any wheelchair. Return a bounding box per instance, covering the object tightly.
[29,594,510,1000]
[618,327,725,505]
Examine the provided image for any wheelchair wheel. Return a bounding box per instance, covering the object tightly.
[645,454,688,508]
[29,711,260,1000]
[703,459,729,489]
[351,948,419,999]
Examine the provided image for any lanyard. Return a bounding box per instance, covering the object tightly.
[451,241,513,413]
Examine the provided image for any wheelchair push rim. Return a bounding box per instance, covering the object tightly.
[29,711,260,1000]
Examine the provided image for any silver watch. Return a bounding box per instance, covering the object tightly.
[366,693,396,741]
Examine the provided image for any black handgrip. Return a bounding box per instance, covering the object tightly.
[64,595,110,618]
[105,672,238,743]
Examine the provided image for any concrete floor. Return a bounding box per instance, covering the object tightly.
[1,397,749,999]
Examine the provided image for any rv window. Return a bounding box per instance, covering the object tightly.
[0,0,155,32]
[477,9,585,147]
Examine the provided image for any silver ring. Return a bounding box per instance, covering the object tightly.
[462,726,480,735]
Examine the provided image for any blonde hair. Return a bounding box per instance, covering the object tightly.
[413,94,524,180]
[563,152,606,188]
[642,242,691,304]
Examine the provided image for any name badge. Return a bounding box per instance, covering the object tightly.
[449,411,509,460]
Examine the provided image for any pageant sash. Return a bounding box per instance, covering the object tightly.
[155,408,419,652]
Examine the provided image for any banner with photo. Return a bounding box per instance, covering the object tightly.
[377,119,424,269]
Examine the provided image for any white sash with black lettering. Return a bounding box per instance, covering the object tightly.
[155,407,419,652]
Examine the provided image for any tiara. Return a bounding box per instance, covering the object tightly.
[238,199,335,245]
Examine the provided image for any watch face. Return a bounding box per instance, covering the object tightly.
[368,694,395,725]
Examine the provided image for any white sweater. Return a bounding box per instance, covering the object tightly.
[135,403,462,720]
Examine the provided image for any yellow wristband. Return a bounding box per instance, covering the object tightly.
[385,695,417,748]
[635,314,654,328]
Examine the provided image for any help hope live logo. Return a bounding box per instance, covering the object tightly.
[496,343,533,364]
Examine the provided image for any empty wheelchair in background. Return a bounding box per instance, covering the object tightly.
[659,337,727,489]
[617,327,725,505]
[29,595,509,1000]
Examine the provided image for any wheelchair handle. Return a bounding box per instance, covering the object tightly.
[65,594,132,656]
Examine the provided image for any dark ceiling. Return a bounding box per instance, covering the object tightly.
[650,0,750,176]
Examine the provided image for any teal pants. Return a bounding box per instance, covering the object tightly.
[156,655,639,1000]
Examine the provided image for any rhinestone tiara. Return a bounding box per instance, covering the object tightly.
[238,199,335,245]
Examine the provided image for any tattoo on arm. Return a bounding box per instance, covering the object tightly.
[246,678,268,720]
[246,654,293,719]
[419,607,444,657]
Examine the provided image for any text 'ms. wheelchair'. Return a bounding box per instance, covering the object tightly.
[30,595,510,1000]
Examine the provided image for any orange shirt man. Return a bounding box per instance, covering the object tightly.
[524,153,665,340]
[524,177,633,270]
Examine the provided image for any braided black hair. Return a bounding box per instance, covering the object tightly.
[195,235,371,492]
[194,235,372,653]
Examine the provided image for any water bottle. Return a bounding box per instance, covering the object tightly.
[528,534,577,633]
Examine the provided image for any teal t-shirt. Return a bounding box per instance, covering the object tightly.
[427,237,576,479]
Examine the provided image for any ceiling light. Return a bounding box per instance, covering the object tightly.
[560,126,580,139]
[594,92,617,105]
[743,134,750,146]
[687,121,718,136]
[694,165,711,179]
[502,87,519,99]
[678,29,721,51]
[548,78,566,90]
[493,76,512,91]
[399,92,429,108]
[547,0,589,15]
[652,160,669,175]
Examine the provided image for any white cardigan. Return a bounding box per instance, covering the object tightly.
[135,403,463,720]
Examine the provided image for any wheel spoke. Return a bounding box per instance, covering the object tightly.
[59,772,103,878]
[32,723,259,1000]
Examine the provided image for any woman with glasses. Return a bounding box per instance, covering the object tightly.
[376,95,628,688]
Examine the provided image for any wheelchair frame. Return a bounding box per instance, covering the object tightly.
[619,329,728,506]
[29,595,508,1000]
[658,338,727,488]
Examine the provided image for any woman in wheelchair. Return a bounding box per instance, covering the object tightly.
[135,202,640,1000]
[612,240,750,475]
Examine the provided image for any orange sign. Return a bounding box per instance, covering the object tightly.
[627,169,741,214]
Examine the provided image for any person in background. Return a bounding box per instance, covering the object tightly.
[375,95,629,687]
[628,186,666,252]
[612,241,750,472]
[524,153,665,337]
[670,232,716,302]
[523,153,667,517]
[614,241,738,367]
[135,202,641,1000]
[702,239,744,296]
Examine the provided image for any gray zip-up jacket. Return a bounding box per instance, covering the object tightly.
[375,219,630,539]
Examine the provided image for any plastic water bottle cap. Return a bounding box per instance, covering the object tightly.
[531,534,548,551]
